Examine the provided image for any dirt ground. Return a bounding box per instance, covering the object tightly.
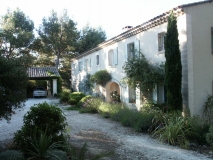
[0,99,213,160]
[61,104,213,160]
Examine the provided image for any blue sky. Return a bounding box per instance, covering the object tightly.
[0,0,200,38]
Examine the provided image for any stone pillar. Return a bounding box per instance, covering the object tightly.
[53,79,57,95]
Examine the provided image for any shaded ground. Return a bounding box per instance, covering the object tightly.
[0,99,212,160]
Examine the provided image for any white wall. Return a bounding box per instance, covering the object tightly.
[184,2,213,116]
[72,6,213,114]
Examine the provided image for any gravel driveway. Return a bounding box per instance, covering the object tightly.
[0,99,212,160]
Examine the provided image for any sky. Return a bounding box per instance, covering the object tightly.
[0,0,201,39]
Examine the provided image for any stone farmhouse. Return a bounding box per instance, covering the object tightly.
[71,0,213,116]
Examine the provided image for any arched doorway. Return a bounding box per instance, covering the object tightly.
[105,81,120,102]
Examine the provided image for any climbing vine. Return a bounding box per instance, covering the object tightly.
[122,53,164,93]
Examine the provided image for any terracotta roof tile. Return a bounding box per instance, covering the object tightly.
[27,67,60,78]
[74,0,213,59]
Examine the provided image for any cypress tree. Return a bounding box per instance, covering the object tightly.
[164,11,182,111]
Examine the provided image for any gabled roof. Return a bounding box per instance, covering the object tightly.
[27,67,60,79]
[74,0,213,60]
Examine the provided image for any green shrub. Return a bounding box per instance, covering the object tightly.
[78,95,93,107]
[49,150,68,160]
[187,116,210,145]
[109,104,124,120]
[149,110,180,133]
[79,98,102,113]
[27,131,64,160]
[0,150,25,160]
[69,92,86,104]
[203,95,213,125]
[14,102,67,152]
[206,125,213,147]
[98,103,114,118]
[115,108,136,127]
[152,116,194,149]
[90,70,112,87]
[97,102,154,132]
[133,111,155,132]
[68,99,77,105]
[59,89,70,103]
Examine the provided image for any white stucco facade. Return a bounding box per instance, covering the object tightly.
[71,0,213,116]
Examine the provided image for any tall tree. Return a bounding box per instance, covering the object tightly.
[164,11,182,111]
[0,56,28,121]
[0,9,34,59]
[77,24,106,53]
[37,10,79,69]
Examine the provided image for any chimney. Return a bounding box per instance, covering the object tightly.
[122,26,133,32]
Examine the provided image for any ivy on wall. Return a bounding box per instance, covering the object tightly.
[122,52,164,94]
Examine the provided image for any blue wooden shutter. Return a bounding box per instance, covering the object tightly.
[211,27,213,54]
[114,47,118,65]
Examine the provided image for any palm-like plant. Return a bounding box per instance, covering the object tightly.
[27,131,65,160]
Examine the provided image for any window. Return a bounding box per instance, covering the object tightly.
[155,84,167,104]
[211,27,213,54]
[158,32,166,51]
[108,48,118,66]
[96,54,99,65]
[78,61,83,71]
[108,49,114,66]
[85,58,91,71]
[127,43,135,60]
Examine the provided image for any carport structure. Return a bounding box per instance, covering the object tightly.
[27,67,60,96]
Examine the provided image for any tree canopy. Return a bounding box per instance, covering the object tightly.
[0,56,28,121]
[164,11,182,111]
[77,24,106,53]
[37,10,79,69]
[0,9,35,59]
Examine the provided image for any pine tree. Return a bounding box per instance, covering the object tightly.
[164,11,182,111]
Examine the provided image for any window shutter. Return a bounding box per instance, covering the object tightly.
[158,34,161,51]
[125,44,128,62]
[96,54,99,65]
[113,47,118,65]
[134,40,140,56]
[211,27,213,54]
[153,85,157,102]
[89,58,91,70]
[108,51,110,66]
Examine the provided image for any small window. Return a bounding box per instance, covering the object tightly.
[158,32,166,52]
[127,43,135,60]
[96,54,99,65]
[157,84,167,104]
[85,58,91,71]
[78,61,83,71]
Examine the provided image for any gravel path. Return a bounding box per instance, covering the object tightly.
[0,99,212,160]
